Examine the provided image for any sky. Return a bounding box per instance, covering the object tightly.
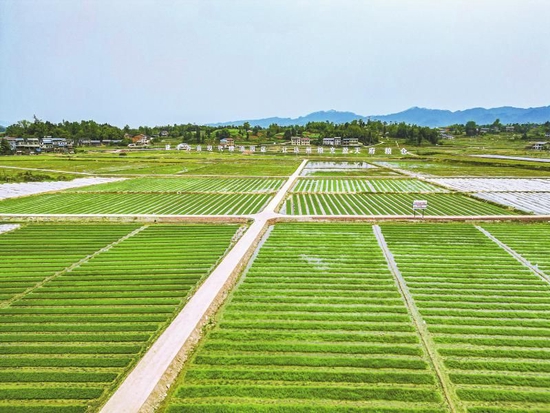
[1,0,549,127]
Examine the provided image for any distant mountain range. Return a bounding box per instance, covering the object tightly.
[209,106,550,128]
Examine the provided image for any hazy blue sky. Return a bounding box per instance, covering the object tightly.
[1,0,549,126]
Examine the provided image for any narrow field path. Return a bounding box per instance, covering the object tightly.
[373,225,460,413]
[475,225,550,284]
[99,160,308,413]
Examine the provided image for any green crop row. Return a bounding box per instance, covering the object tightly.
[0,223,239,411]
[480,223,550,275]
[284,193,514,215]
[65,177,285,193]
[292,178,446,193]
[380,223,550,411]
[161,223,444,411]
[0,192,272,215]
[0,224,141,304]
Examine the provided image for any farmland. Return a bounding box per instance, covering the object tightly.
[480,223,550,274]
[429,178,550,192]
[474,192,550,215]
[0,177,286,215]
[65,177,285,193]
[292,178,446,193]
[0,190,274,216]
[0,223,239,412]
[284,193,514,216]
[428,178,550,215]
[161,223,448,412]
[380,223,550,412]
[0,153,302,176]
[378,159,550,177]
[1,150,550,413]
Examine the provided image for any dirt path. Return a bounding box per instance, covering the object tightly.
[99,160,308,413]
[373,225,461,413]
[476,225,550,284]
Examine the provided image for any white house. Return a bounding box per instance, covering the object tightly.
[322,137,342,146]
[290,136,311,146]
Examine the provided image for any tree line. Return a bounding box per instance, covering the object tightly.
[2,116,444,146]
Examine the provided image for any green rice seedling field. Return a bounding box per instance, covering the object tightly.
[65,177,285,194]
[378,160,550,177]
[292,178,446,193]
[284,193,515,216]
[161,223,449,413]
[480,223,550,275]
[0,223,239,412]
[380,223,550,413]
[0,225,140,304]
[0,154,302,176]
[0,192,272,215]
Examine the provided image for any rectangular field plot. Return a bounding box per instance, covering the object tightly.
[378,161,550,177]
[64,177,285,194]
[161,223,448,412]
[480,223,550,275]
[0,224,140,303]
[380,224,550,413]
[0,192,272,215]
[284,193,515,216]
[429,178,550,192]
[0,224,239,412]
[474,192,550,215]
[292,178,446,193]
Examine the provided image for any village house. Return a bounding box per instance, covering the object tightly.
[290,136,311,146]
[531,141,549,150]
[38,137,69,153]
[11,137,41,154]
[132,134,151,145]
[219,137,235,147]
[342,137,359,146]
[322,137,342,146]
[505,126,515,132]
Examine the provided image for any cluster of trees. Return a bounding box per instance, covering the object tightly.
[0,139,12,155]
[447,119,550,138]
[3,117,236,145]
[301,120,439,145]
[6,117,125,142]
[3,116,443,146]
